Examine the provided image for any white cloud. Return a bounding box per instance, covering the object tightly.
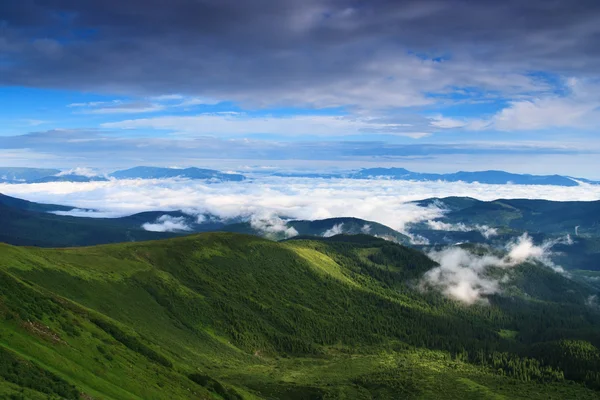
[249,214,298,238]
[361,224,372,234]
[1,177,599,237]
[102,114,432,138]
[142,215,191,232]
[426,220,498,239]
[323,223,344,237]
[432,78,600,132]
[423,233,572,304]
[57,167,103,178]
[68,95,220,115]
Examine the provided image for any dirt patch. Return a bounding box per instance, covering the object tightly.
[21,320,65,344]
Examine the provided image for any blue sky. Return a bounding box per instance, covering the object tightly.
[1,1,600,177]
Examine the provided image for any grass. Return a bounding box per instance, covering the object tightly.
[0,232,599,398]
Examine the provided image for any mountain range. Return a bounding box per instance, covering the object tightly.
[4,192,600,273]
[1,190,600,398]
[0,193,408,247]
[0,166,246,183]
[274,167,600,186]
[2,166,599,186]
[0,232,599,399]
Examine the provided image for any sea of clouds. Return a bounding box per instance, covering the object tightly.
[2,176,598,304]
[2,177,600,235]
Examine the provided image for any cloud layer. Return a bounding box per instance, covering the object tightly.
[2,177,600,237]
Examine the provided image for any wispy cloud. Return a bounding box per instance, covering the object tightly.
[67,96,221,115]
[101,113,431,137]
[422,233,572,304]
[432,78,600,132]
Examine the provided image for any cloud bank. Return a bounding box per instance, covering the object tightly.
[1,177,599,240]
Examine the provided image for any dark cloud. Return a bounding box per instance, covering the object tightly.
[2,1,600,107]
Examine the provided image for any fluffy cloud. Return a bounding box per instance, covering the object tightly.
[1,177,599,238]
[249,214,298,238]
[423,233,572,304]
[56,167,103,178]
[142,215,192,232]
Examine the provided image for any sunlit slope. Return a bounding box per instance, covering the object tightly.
[0,233,599,399]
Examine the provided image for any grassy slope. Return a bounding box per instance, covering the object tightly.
[0,233,599,399]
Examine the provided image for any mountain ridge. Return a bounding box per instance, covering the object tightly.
[0,232,599,398]
[274,168,600,186]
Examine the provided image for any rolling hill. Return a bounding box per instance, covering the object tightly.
[0,232,599,398]
[0,194,410,248]
[0,193,177,247]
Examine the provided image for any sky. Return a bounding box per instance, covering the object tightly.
[2,1,600,176]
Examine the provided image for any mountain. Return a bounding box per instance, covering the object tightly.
[0,167,61,183]
[270,168,599,186]
[110,166,246,181]
[0,193,177,247]
[352,168,591,186]
[0,193,410,247]
[415,197,600,236]
[0,193,73,213]
[31,174,109,183]
[0,232,599,399]
[409,197,600,271]
[222,216,411,243]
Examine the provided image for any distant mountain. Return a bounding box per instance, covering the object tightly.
[270,168,599,186]
[0,193,177,247]
[416,197,600,236]
[0,193,409,247]
[352,168,591,186]
[0,193,73,213]
[110,166,246,181]
[31,174,109,183]
[410,196,600,271]
[0,167,60,183]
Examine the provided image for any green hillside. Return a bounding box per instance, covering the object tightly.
[0,194,180,247]
[417,197,600,236]
[1,233,599,399]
